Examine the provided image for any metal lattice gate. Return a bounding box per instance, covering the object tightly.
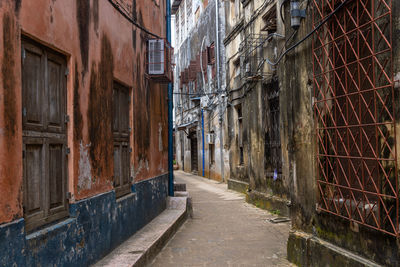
[313,0,398,235]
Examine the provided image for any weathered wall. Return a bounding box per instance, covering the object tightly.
[0,0,168,223]
[0,0,169,265]
[283,1,400,266]
[0,0,23,225]
[174,0,227,181]
[224,0,292,208]
[0,174,168,266]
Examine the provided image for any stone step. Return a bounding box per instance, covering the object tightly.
[93,196,189,267]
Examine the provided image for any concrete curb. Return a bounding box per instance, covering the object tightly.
[133,200,188,267]
[93,196,190,267]
[287,230,382,267]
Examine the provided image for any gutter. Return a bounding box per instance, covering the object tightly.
[167,0,174,196]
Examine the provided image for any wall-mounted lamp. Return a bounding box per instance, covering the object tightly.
[290,1,306,29]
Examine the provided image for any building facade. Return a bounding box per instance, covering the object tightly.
[223,0,291,214]
[0,0,170,266]
[224,0,400,265]
[172,0,228,181]
[281,0,400,265]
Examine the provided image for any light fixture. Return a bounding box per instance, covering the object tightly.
[290,1,306,29]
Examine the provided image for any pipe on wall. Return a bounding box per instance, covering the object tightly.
[215,0,224,182]
[201,109,205,177]
[167,0,174,196]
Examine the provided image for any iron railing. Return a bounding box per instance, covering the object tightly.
[313,0,397,236]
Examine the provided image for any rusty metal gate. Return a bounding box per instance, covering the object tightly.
[313,0,398,235]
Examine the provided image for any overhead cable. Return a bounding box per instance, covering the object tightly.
[266,0,351,66]
[107,0,162,39]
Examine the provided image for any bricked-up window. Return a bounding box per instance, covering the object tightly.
[22,37,68,232]
[313,0,398,235]
[113,82,131,198]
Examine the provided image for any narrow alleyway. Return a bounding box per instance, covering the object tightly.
[150,171,293,266]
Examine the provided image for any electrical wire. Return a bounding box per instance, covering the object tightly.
[107,0,162,39]
[244,0,274,30]
[266,0,351,66]
[280,0,288,25]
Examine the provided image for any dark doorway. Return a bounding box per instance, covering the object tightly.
[190,130,198,173]
[264,79,282,178]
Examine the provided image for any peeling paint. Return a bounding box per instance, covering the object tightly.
[132,159,150,180]
[78,142,92,191]
[158,123,163,151]
[394,72,400,88]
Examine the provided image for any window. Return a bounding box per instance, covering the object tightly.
[261,4,277,33]
[180,3,185,42]
[22,37,68,232]
[264,79,281,176]
[113,81,131,198]
[186,0,192,31]
[209,144,215,165]
[175,11,180,45]
[207,43,215,65]
[237,105,244,165]
[209,131,215,165]
[313,0,397,235]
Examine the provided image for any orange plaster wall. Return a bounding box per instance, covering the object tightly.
[0,0,168,223]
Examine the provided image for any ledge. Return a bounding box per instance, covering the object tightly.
[227,178,249,194]
[224,19,244,46]
[94,196,189,267]
[287,230,382,267]
[25,217,77,241]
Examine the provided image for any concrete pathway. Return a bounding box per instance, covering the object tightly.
[149,171,293,267]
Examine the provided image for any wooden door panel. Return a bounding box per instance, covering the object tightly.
[47,59,62,129]
[122,144,130,185]
[23,142,44,216]
[113,88,120,133]
[114,144,121,187]
[48,144,63,209]
[22,47,44,130]
[120,88,130,136]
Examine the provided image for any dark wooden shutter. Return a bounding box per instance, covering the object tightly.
[22,37,68,232]
[113,82,131,198]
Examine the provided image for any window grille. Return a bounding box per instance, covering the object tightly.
[265,79,281,177]
[313,0,397,236]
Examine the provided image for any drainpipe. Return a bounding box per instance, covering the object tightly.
[201,109,205,177]
[200,37,207,178]
[167,0,174,196]
[215,0,224,182]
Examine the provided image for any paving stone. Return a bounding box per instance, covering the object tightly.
[150,171,294,267]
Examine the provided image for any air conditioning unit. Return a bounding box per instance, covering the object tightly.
[147,39,173,83]
[206,133,215,144]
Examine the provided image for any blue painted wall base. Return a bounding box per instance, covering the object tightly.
[0,174,168,267]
